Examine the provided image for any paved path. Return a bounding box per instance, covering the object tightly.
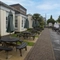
[49,29,60,60]
[24,28,55,60]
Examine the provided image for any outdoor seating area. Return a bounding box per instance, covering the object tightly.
[15,28,42,40]
[0,33,40,60]
[0,25,43,60]
[0,36,28,59]
[0,46,13,59]
[0,1,44,60]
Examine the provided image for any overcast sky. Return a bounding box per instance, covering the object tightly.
[1,0,60,20]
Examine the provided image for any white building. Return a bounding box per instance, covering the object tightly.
[10,4,27,32]
[0,1,28,36]
[0,1,15,36]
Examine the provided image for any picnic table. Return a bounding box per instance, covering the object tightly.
[1,37,24,48]
[22,31,31,38]
[1,37,19,42]
[0,36,27,58]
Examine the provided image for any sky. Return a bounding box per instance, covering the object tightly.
[1,0,60,20]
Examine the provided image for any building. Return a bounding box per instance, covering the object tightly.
[0,1,15,36]
[10,4,27,32]
[27,14,33,28]
[0,1,27,36]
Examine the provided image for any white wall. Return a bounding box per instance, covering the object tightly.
[0,6,15,36]
[28,14,33,28]
[15,15,20,32]
[15,14,27,32]
[20,14,27,32]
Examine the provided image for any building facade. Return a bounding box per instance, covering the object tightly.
[0,1,33,36]
[0,1,15,36]
[10,4,27,32]
[27,14,33,28]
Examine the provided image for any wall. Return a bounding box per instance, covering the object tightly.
[0,8,1,34]
[0,6,15,36]
[20,14,27,32]
[15,14,27,32]
[28,14,33,28]
[15,14,20,32]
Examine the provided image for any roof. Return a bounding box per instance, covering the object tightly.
[0,1,14,11]
[0,1,27,15]
[10,4,27,11]
[0,1,20,13]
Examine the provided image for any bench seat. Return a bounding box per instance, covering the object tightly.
[16,42,27,56]
[0,46,13,59]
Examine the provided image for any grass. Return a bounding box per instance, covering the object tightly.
[35,35,39,38]
[11,34,17,37]
[17,40,35,46]
[25,41,35,46]
[11,34,35,46]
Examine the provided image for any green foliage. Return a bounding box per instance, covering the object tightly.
[57,15,60,23]
[26,41,35,46]
[24,41,35,46]
[32,13,40,20]
[17,41,35,46]
[27,28,33,31]
[32,13,44,29]
[11,34,17,37]
[47,15,55,24]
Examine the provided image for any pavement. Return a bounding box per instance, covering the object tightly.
[24,28,56,60]
[49,29,60,60]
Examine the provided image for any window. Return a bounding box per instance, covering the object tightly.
[6,12,9,29]
[22,17,26,27]
[15,16,18,28]
[22,20,23,27]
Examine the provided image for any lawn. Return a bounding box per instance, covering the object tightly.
[17,40,35,46]
[24,41,35,46]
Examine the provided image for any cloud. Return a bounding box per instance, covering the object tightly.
[0,0,34,5]
[37,3,59,11]
[0,0,19,4]
[1,0,60,20]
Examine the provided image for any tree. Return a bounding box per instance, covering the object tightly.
[32,13,44,29]
[57,15,60,23]
[47,15,55,25]
[32,13,40,20]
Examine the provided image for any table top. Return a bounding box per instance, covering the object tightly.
[1,37,19,42]
[23,31,31,34]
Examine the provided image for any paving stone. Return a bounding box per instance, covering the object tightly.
[24,28,56,60]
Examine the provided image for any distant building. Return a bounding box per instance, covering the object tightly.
[48,23,53,27]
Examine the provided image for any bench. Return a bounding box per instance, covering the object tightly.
[29,33,36,40]
[0,46,13,59]
[16,42,27,56]
[17,32,36,40]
